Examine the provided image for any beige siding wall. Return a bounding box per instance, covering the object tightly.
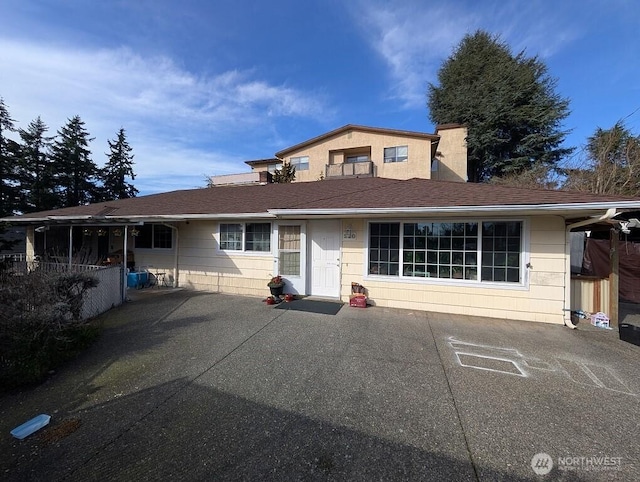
[286,129,434,182]
[172,221,273,296]
[164,215,567,324]
[433,127,467,182]
[341,216,566,324]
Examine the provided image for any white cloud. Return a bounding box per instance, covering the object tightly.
[350,0,583,109]
[0,38,328,194]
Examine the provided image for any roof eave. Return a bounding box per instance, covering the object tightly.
[268,201,640,218]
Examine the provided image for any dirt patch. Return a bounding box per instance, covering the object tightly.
[39,418,82,445]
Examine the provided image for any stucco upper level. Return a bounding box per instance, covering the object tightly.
[245,124,468,183]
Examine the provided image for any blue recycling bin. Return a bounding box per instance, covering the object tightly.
[127,271,148,289]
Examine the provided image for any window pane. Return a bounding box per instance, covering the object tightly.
[135,225,152,249]
[480,221,522,282]
[245,223,271,252]
[368,223,400,276]
[280,252,300,276]
[290,156,309,171]
[220,223,242,250]
[153,225,173,249]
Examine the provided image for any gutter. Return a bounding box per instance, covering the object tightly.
[267,201,640,217]
[563,208,618,329]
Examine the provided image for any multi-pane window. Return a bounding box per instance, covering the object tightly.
[369,223,400,276]
[290,156,309,171]
[267,163,282,173]
[219,223,271,252]
[369,221,522,283]
[245,223,271,252]
[134,224,173,249]
[481,222,522,282]
[278,225,301,276]
[384,146,408,163]
[403,222,478,280]
[220,224,242,250]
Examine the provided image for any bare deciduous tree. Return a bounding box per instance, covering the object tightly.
[564,122,640,196]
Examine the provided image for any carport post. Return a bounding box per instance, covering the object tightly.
[68,225,73,268]
[122,225,128,302]
[609,228,619,326]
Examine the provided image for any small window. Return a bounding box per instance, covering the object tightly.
[290,156,309,171]
[134,224,173,250]
[384,146,408,163]
[267,163,282,173]
[220,222,271,252]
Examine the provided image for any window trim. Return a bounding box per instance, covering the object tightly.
[364,219,529,289]
[217,221,273,255]
[134,223,174,251]
[383,145,408,163]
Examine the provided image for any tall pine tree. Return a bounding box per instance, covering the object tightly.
[101,128,138,200]
[428,30,573,183]
[51,115,99,207]
[18,116,58,212]
[0,98,21,217]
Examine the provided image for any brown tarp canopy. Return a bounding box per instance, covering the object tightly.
[583,238,640,303]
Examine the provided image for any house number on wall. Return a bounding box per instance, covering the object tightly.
[343,226,357,239]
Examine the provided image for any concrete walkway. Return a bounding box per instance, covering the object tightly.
[1,291,638,481]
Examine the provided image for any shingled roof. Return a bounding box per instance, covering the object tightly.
[5,177,640,223]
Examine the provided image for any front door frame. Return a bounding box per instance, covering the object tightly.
[308,219,342,298]
[273,221,307,295]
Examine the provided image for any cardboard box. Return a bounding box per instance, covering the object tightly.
[349,295,367,308]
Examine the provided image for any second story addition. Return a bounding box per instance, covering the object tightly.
[245,124,468,183]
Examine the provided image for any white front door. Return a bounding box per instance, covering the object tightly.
[274,223,306,295]
[309,220,341,298]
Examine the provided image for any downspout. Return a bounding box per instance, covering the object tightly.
[564,208,618,328]
[161,223,179,287]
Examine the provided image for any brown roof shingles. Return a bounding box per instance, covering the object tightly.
[9,177,640,221]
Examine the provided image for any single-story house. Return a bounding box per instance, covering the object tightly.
[4,175,640,326]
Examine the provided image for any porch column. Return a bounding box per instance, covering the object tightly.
[609,228,619,326]
[68,226,73,268]
[122,225,128,302]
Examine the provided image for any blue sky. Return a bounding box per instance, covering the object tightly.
[1,0,638,195]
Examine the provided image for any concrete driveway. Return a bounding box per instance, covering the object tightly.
[1,290,638,481]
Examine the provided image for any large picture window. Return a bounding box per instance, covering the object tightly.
[134,224,173,250]
[219,222,271,252]
[368,221,522,284]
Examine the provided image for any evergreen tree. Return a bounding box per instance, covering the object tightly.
[0,98,21,217]
[101,128,138,200]
[428,30,573,182]
[51,115,99,207]
[273,162,296,183]
[18,116,58,212]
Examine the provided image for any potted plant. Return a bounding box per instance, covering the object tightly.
[267,275,285,297]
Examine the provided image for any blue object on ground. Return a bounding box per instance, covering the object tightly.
[10,414,51,440]
[127,271,148,288]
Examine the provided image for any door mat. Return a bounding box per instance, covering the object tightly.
[275,299,343,316]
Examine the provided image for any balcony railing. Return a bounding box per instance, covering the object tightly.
[325,161,373,179]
